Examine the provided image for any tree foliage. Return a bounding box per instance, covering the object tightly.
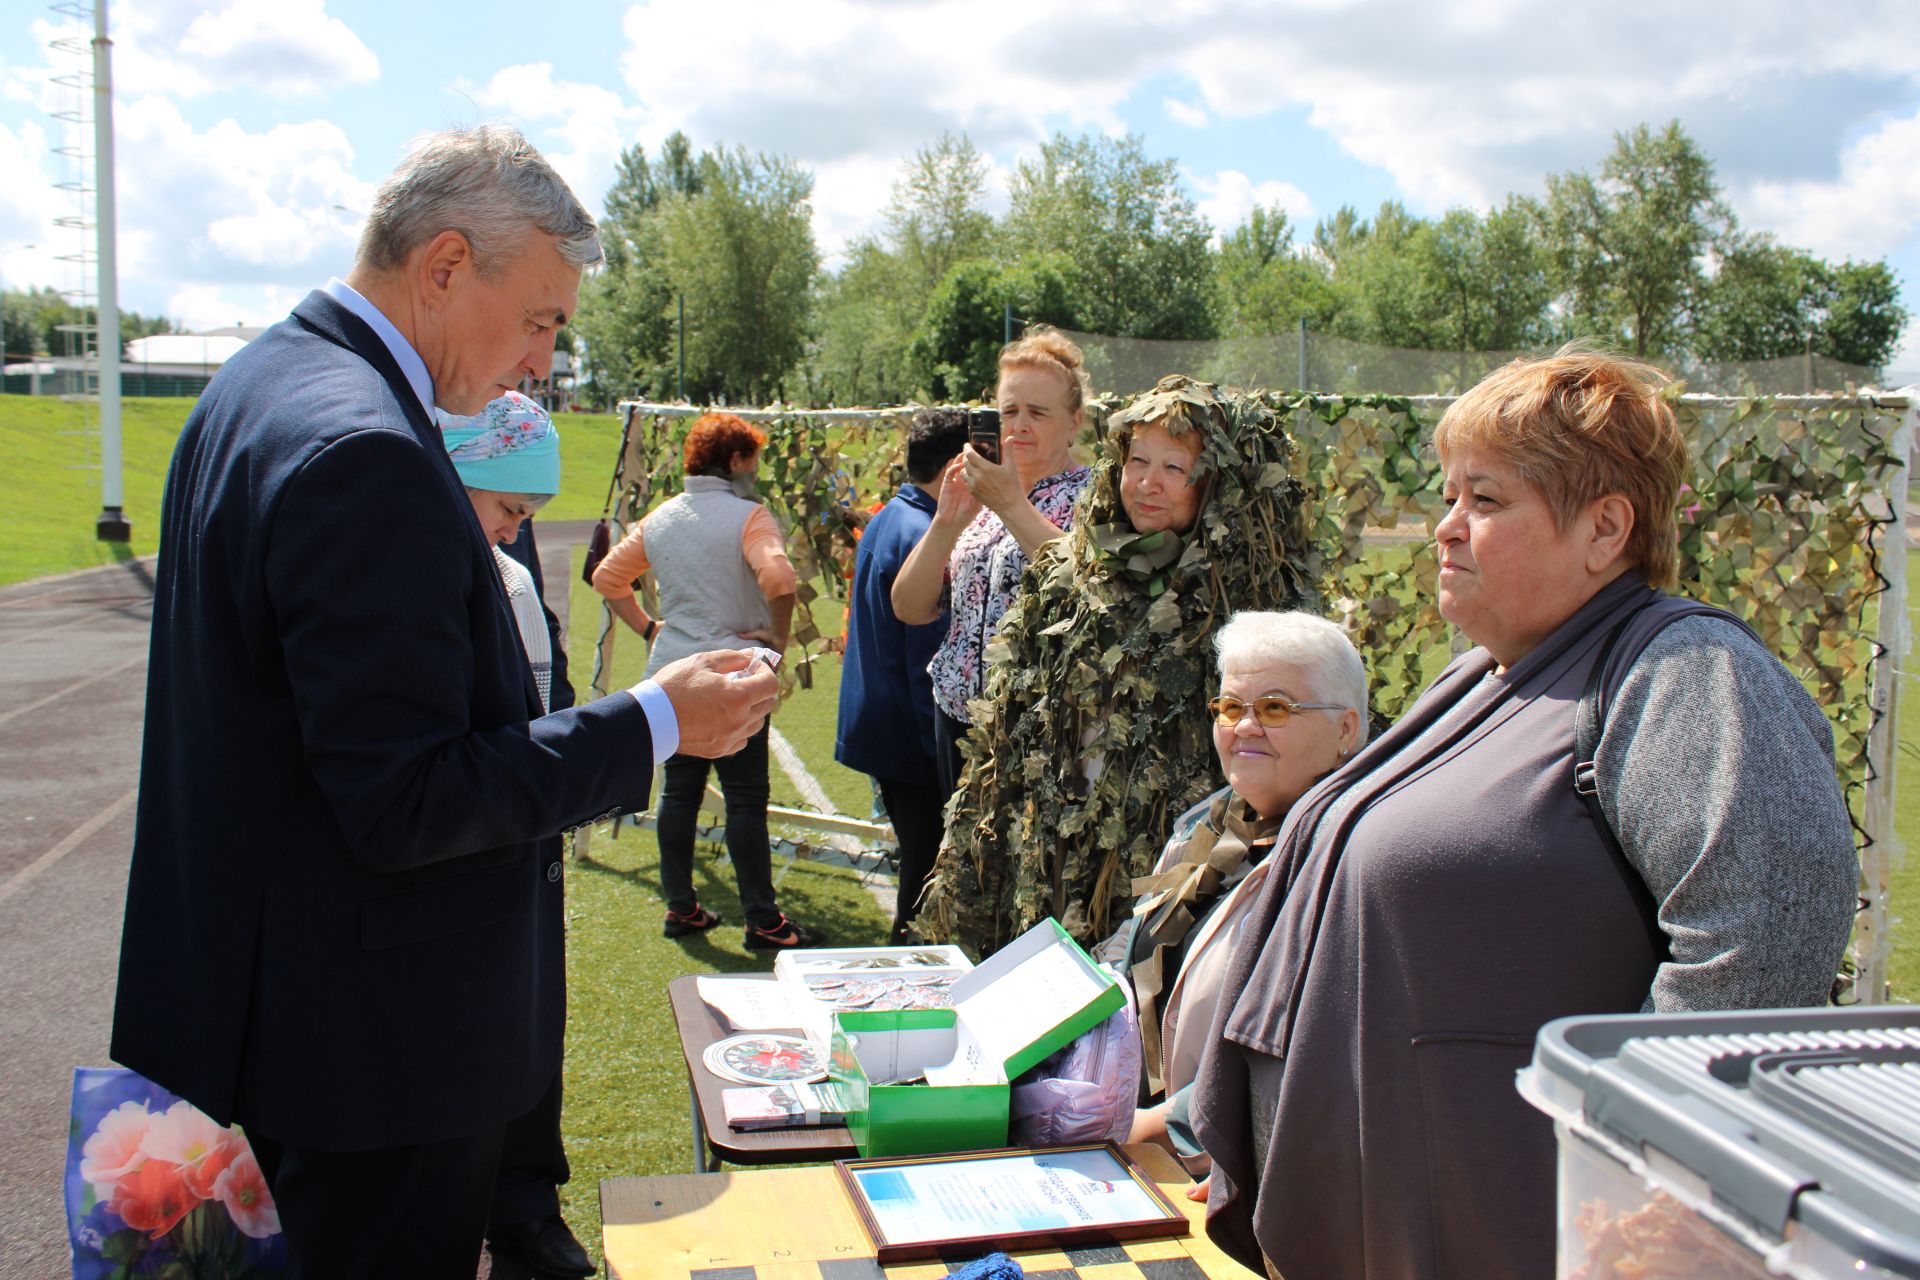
[1005,132,1218,341]
[570,119,1908,406]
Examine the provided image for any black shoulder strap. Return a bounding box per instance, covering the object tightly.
[1574,597,1760,963]
[1576,600,1674,961]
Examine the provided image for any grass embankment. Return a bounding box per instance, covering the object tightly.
[0,397,628,586]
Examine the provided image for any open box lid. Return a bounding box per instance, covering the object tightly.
[927,918,1123,1086]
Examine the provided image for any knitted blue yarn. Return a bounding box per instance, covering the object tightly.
[947,1252,1023,1279]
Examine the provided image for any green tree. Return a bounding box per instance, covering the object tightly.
[887,133,994,299]
[908,256,1078,401]
[1413,199,1554,351]
[1543,120,1734,358]
[1003,132,1216,340]
[571,133,702,405]
[655,146,819,402]
[1214,204,1340,338]
[1820,260,1906,372]
[807,133,999,406]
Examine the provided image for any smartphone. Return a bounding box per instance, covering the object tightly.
[968,408,1002,465]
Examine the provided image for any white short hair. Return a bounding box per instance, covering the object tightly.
[1214,610,1372,748]
[357,125,601,278]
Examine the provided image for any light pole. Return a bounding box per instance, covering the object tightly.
[0,244,37,391]
[93,0,129,543]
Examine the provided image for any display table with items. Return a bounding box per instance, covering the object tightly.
[672,923,1126,1170]
[600,1141,1239,1279]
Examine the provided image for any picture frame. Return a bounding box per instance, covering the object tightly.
[833,1142,1189,1263]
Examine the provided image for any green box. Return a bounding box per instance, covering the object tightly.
[827,919,1125,1157]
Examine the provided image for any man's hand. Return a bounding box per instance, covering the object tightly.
[652,649,780,759]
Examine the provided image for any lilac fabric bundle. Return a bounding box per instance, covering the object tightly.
[1008,975,1142,1147]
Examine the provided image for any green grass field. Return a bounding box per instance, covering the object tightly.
[0,396,629,586]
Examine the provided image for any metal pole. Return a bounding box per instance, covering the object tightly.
[1297,317,1308,390]
[1004,302,1013,347]
[1856,397,1914,1004]
[676,292,685,402]
[93,0,128,541]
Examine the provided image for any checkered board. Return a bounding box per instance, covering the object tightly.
[601,1161,1244,1280]
[670,1241,1218,1279]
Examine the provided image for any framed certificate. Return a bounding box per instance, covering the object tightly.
[834,1142,1190,1263]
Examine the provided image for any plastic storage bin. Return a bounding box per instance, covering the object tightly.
[1519,1006,1920,1279]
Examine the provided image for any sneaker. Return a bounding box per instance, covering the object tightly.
[744,913,828,951]
[664,904,721,938]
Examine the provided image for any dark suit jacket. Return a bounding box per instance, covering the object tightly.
[112,290,652,1151]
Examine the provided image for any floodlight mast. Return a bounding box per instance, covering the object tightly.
[92,0,127,543]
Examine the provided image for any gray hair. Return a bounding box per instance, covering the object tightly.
[1214,610,1372,749]
[357,125,601,278]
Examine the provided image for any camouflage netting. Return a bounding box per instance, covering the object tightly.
[912,377,1322,955]
[606,387,1908,995]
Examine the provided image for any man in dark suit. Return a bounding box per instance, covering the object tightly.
[110,125,777,1279]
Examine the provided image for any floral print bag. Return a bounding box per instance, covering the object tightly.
[65,1067,287,1278]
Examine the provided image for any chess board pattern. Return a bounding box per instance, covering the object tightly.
[674,1241,1217,1279]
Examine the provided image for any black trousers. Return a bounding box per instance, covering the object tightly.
[877,774,947,943]
[250,1071,565,1278]
[490,1069,571,1227]
[933,707,970,799]
[656,721,779,928]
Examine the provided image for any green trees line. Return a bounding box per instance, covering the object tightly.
[573,120,1907,407]
[1,285,177,364]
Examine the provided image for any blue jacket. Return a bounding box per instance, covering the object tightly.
[836,485,944,785]
[111,290,653,1150]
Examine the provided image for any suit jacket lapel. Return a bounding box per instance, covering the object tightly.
[290,290,546,720]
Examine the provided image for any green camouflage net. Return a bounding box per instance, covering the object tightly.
[912,377,1322,954]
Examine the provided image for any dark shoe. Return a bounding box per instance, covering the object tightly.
[488,1213,594,1279]
[663,903,721,938]
[744,913,828,951]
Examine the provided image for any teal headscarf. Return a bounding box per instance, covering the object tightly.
[436,390,561,495]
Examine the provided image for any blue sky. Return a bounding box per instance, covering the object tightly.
[5,0,1920,374]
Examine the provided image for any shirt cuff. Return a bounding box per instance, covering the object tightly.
[628,680,680,764]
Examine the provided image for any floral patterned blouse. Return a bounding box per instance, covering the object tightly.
[929,465,1092,722]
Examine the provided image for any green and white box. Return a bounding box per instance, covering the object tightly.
[828,918,1125,1157]
[772,944,973,1041]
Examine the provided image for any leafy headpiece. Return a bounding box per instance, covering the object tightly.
[915,375,1322,955]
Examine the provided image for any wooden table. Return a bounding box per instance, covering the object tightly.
[601,1141,1245,1279]
[668,972,859,1172]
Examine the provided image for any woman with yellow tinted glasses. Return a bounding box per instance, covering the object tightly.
[1096,610,1365,1180]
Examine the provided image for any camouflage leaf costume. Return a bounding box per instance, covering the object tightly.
[914,375,1321,956]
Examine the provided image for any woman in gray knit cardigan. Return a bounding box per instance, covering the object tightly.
[1191,349,1858,1280]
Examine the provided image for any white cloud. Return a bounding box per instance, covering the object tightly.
[1164,97,1207,129]
[173,0,379,97]
[1737,106,1920,262]
[466,62,651,208]
[1191,169,1316,241]
[23,0,379,101]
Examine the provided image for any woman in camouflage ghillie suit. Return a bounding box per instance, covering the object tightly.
[914,375,1322,957]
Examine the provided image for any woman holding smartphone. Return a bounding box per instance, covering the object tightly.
[891,328,1096,796]
[591,412,824,951]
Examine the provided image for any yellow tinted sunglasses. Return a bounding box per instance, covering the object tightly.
[1207,693,1343,728]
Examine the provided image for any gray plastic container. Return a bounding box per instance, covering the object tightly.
[1519,1006,1920,1279]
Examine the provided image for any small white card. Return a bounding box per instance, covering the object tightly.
[696,977,810,1032]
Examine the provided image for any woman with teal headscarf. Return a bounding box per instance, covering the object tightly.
[439,390,564,712]
[438,390,596,1280]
